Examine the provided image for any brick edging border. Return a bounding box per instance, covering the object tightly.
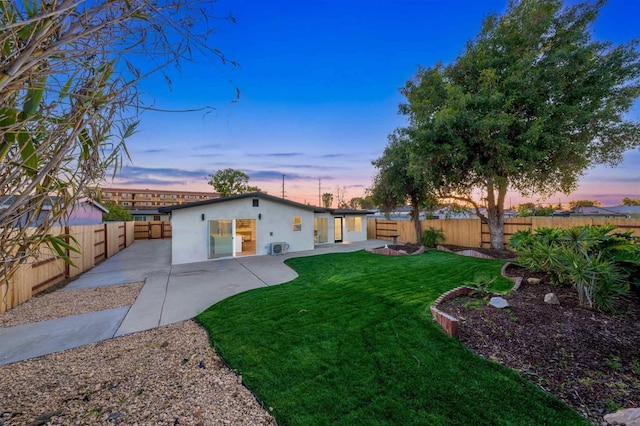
[430,262,523,338]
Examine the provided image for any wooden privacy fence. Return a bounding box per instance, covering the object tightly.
[368,217,640,248]
[134,221,172,240]
[1,221,136,314]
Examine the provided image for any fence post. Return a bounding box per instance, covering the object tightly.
[64,225,70,278]
[104,223,108,258]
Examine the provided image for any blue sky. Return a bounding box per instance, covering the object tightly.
[107,0,640,207]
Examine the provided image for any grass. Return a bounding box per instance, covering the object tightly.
[197,250,586,425]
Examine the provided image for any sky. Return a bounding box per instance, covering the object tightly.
[106,0,640,208]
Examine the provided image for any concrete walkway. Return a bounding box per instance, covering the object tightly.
[0,239,384,366]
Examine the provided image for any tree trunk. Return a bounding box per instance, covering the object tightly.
[487,212,505,250]
[485,178,507,250]
[411,196,422,245]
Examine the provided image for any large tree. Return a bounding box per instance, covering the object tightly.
[207,168,253,197]
[0,0,235,302]
[397,0,640,249]
[371,131,437,244]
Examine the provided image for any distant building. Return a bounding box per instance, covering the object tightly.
[605,205,640,218]
[100,187,218,210]
[0,196,108,226]
[552,206,628,218]
[130,209,171,222]
[368,205,515,220]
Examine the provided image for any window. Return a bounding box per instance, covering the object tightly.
[122,202,129,206]
[154,215,161,221]
[347,217,362,232]
[172,195,177,199]
[160,194,166,199]
[253,199,259,207]
[292,216,302,231]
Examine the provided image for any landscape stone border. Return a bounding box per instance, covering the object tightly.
[430,261,523,338]
[366,246,426,256]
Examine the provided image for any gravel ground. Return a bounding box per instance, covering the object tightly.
[0,283,276,425]
[0,283,144,328]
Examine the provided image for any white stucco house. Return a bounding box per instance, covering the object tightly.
[159,192,372,265]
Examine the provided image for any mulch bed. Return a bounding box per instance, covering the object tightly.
[437,262,640,425]
[384,244,424,254]
[439,244,517,260]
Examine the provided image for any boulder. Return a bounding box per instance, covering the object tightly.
[544,293,560,305]
[604,408,640,426]
[489,297,509,309]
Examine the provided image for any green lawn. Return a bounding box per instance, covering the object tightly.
[197,250,586,425]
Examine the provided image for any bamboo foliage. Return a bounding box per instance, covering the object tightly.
[0,0,236,296]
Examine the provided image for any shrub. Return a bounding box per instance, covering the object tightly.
[421,227,445,248]
[509,224,640,311]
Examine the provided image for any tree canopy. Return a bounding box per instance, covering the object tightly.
[102,202,133,222]
[516,203,555,217]
[370,131,437,243]
[207,169,258,197]
[622,197,640,206]
[569,199,601,209]
[391,0,640,249]
[321,193,334,208]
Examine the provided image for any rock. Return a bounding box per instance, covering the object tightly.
[489,297,509,309]
[544,293,560,305]
[604,408,640,426]
[528,278,541,284]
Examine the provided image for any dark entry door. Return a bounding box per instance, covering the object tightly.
[334,217,343,243]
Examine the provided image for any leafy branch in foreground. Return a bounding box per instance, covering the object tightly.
[0,0,236,308]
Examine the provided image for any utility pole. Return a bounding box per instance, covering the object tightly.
[282,174,285,198]
[318,179,321,207]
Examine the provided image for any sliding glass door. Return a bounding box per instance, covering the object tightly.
[209,220,233,259]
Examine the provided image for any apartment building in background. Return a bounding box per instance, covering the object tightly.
[100,187,219,210]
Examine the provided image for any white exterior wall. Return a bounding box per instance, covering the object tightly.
[170,197,315,265]
[313,212,335,244]
[341,215,368,243]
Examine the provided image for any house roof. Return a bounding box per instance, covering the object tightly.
[553,206,628,217]
[573,206,627,217]
[78,197,109,214]
[158,192,373,215]
[130,209,165,215]
[0,195,108,213]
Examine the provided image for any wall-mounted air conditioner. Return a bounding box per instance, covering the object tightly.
[270,242,289,255]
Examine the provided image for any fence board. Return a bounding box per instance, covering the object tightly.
[68,225,97,278]
[1,221,135,313]
[133,221,171,240]
[106,222,122,258]
[367,217,640,249]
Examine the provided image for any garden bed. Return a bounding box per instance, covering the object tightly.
[437,277,640,425]
[368,243,425,255]
[438,244,517,260]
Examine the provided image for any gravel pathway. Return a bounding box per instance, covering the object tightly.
[0,282,276,425]
[0,283,144,328]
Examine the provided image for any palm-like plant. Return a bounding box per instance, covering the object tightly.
[509,224,640,311]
